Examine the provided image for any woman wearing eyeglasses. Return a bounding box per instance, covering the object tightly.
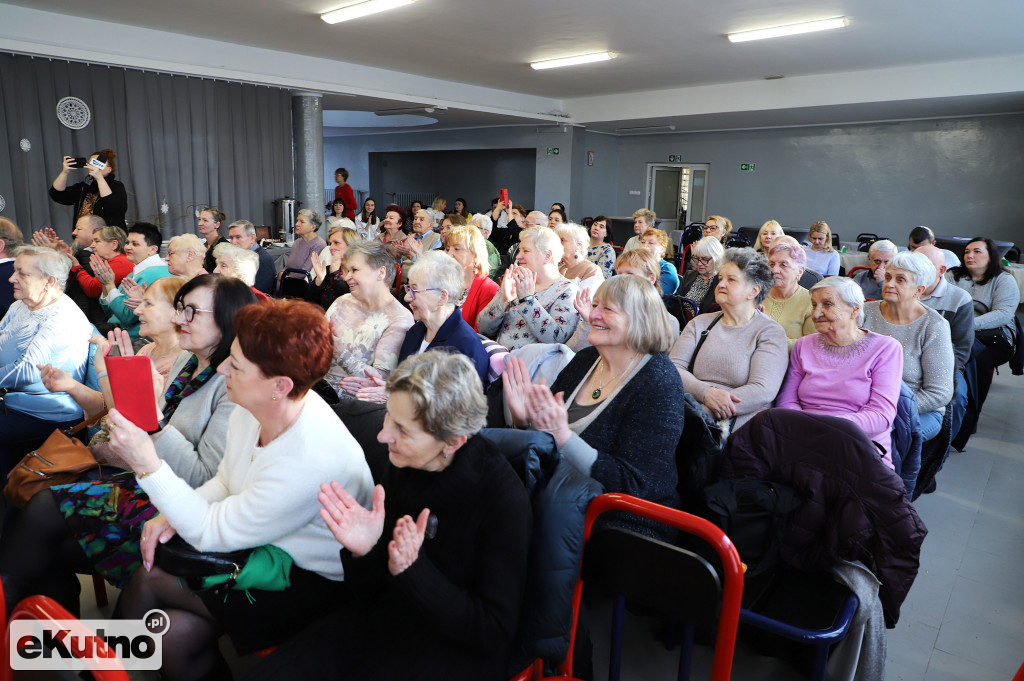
[324,242,414,400]
[677,236,725,314]
[702,215,733,245]
[345,252,490,403]
[0,274,258,616]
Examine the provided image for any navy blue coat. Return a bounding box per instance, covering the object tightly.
[398,307,489,384]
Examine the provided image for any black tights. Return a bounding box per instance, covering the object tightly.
[120,565,231,681]
[0,490,93,618]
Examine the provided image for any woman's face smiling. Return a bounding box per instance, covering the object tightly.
[175,286,221,361]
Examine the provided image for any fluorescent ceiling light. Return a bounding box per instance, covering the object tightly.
[616,125,676,134]
[321,0,415,24]
[530,52,616,70]
[727,16,849,43]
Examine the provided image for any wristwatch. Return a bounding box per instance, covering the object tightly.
[516,294,536,307]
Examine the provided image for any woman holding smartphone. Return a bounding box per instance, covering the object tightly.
[49,149,128,230]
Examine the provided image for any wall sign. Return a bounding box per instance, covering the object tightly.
[740,163,756,171]
[546,147,560,155]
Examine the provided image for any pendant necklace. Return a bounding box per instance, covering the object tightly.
[591,353,640,400]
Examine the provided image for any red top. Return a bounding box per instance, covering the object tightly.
[461,274,499,332]
[72,252,133,298]
[334,183,356,220]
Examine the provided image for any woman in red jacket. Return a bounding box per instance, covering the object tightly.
[68,226,133,299]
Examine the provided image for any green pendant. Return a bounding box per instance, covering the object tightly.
[592,388,601,400]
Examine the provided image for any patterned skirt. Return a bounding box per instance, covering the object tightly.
[50,472,159,590]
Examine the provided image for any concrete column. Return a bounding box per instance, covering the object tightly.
[291,91,324,239]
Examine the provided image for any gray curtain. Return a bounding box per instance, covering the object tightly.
[0,52,293,241]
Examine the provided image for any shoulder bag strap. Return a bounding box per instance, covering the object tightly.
[688,313,725,373]
[65,408,109,436]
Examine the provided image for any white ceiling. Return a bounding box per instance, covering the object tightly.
[3,0,1024,134]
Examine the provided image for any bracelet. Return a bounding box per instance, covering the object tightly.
[96,370,108,380]
[136,467,158,480]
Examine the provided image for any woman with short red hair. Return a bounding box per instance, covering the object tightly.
[112,299,375,681]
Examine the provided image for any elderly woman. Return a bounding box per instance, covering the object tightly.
[248,352,529,681]
[764,236,816,350]
[777,277,905,468]
[348,252,490,404]
[285,209,328,274]
[325,242,414,399]
[66,225,133,300]
[355,197,380,242]
[0,247,94,459]
[640,227,679,295]
[703,215,733,244]
[444,225,497,331]
[427,197,448,227]
[213,242,270,301]
[586,215,616,278]
[478,226,579,351]
[624,208,656,251]
[677,235,725,314]
[803,221,840,276]
[754,219,785,253]
[558,222,604,298]
[862,251,954,441]
[130,277,187,382]
[309,225,360,310]
[852,239,897,300]
[113,300,374,680]
[505,275,685,531]
[568,248,680,352]
[0,275,256,616]
[469,213,501,274]
[375,204,407,249]
[669,248,788,429]
[166,233,209,280]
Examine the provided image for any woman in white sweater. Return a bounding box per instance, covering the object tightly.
[113,300,374,681]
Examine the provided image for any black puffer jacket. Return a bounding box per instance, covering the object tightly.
[721,408,927,627]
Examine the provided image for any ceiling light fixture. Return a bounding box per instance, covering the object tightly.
[727,16,849,43]
[321,0,416,25]
[530,52,616,70]
[374,105,446,116]
[615,125,677,134]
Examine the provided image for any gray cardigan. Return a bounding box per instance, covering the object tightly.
[152,352,236,488]
[948,270,1020,331]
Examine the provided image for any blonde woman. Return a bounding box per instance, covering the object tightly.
[803,221,840,276]
[309,225,361,310]
[427,197,447,227]
[754,219,785,253]
[557,222,604,299]
[444,225,498,332]
[166,233,208,280]
[703,215,733,245]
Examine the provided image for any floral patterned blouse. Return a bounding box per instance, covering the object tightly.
[587,243,617,279]
[324,294,414,398]
[477,277,580,351]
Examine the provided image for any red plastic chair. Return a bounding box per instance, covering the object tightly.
[3,595,130,681]
[537,493,744,681]
[847,265,871,278]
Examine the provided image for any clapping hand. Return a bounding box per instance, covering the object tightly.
[499,265,519,307]
[574,287,594,322]
[91,255,115,284]
[388,509,429,575]
[525,381,572,446]
[319,482,386,557]
[354,367,388,403]
[514,266,537,298]
[37,363,77,394]
[121,278,146,310]
[502,355,532,427]
[32,228,60,249]
[311,252,328,285]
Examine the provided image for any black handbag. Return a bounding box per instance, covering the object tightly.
[154,535,251,581]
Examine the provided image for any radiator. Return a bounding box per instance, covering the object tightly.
[390,192,437,209]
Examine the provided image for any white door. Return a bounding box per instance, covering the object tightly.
[645,163,710,231]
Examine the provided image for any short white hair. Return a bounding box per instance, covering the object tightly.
[811,276,866,326]
[520,226,563,265]
[16,246,72,290]
[407,250,464,307]
[868,239,897,256]
[470,213,492,238]
[213,242,258,286]
[555,223,590,256]
[888,250,937,289]
[168,233,206,260]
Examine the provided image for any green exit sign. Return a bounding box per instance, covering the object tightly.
[740,163,756,171]
[668,155,682,162]
[546,147,560,156]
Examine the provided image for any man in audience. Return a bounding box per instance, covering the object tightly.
[0,218,24,319]
[197,207,228,273]
[228,219,276,295]
[64,215,107,323]
[394,209,442,281]
[918,243,974,439]
[625,209,656,251]
[100,221,170,337]
[908,225,960,268]
[852,239,897,300]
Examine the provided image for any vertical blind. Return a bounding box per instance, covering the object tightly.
[0,52,293,240]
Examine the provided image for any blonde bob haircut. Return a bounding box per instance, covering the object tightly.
[167,233,206,260]
[613,248,661,286]
[327,225,362,247]
[593,274,676,355]
[555,223,590,257]
[444,225,490,277]
[519,226,563,266]
[706,215,733,238]
[754,220,785,252]
[387,350,487,443]
[808,221,834,252]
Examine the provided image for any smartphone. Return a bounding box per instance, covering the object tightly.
[499,188,509,205]
[71,157,87,168]
[105,348,159,432]
[107,344,122,358]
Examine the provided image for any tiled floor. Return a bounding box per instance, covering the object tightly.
[77,367,1024,680]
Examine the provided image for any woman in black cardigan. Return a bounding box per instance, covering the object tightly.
[677,235,725,314]
[247,351,531,681]
[48,149,128,230]
[504,274,685,531]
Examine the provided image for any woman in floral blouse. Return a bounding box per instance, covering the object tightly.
[324,241,413,399]
[586,216,616,279]
[478,226,579,351]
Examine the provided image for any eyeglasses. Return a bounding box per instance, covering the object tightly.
[694,257,714,265]
[403,285,440,300]
[175,303,214,322]
[702,225,720,232]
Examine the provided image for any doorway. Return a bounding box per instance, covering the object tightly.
[645,163,709,231]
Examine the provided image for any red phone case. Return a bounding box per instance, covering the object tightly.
[499,188,509,205]
[105,350,159,431]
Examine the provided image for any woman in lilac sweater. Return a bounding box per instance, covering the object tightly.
[776,276,904,468]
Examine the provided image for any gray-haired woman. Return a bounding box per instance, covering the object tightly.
[669,247,788,428]
[862,251,954,441]
[677,236,724,314]
[248,351,531,681]
[285,208,328,274]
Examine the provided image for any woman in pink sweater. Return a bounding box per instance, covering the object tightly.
[776,276,904,468]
